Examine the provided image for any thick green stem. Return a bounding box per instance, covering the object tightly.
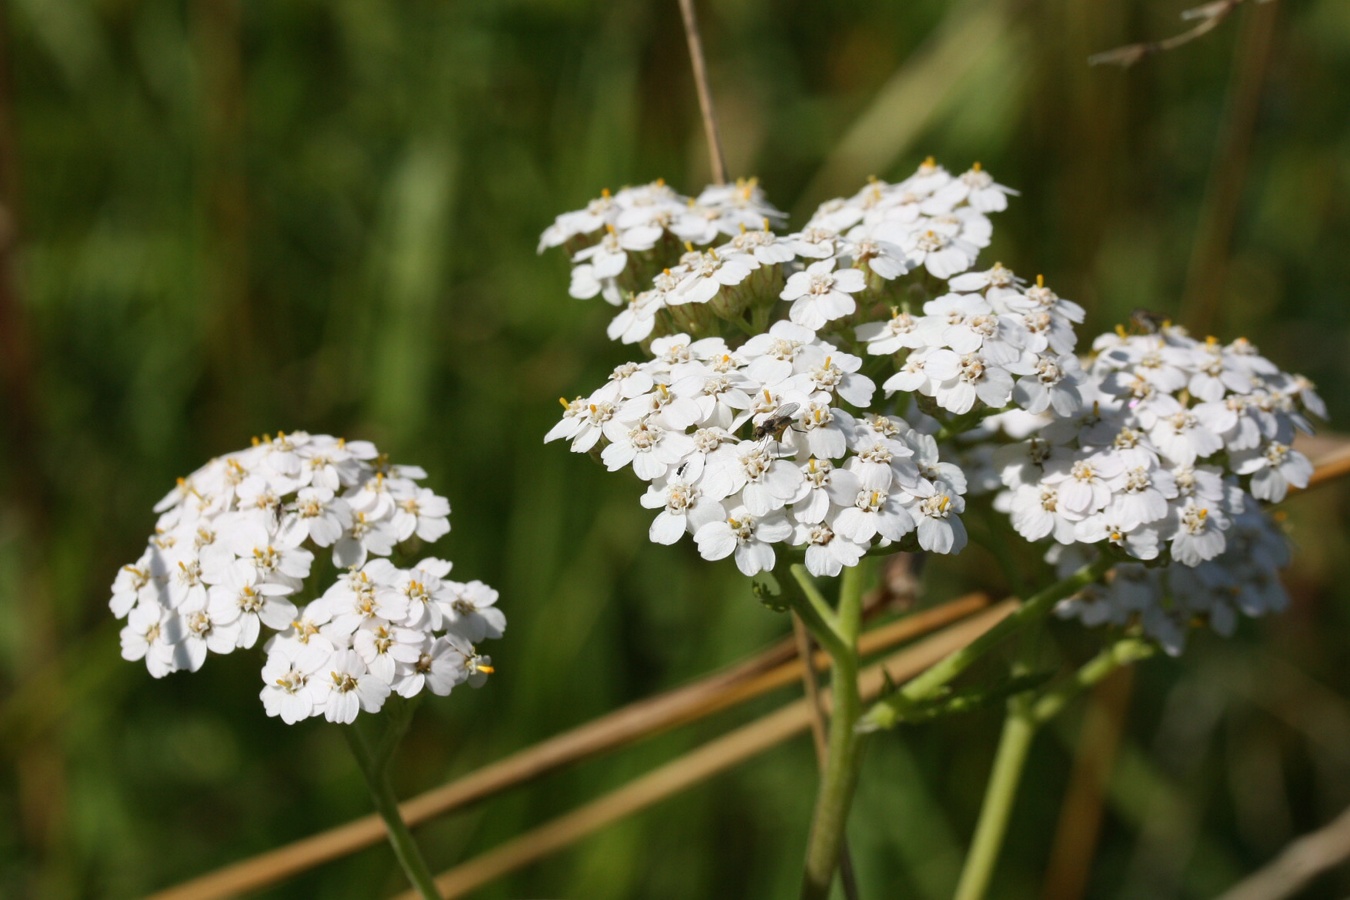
[799,562,871,900]
[344,723,442,900]
[954,697,1037,900]
[952,635,1158,900]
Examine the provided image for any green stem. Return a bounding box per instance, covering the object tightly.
[953,696,1037,900]
[860,556,1113,731]
[799,561,871,900]
[951,634,1157,900]
[343,723,443,900]
[1031,636,1157,725]
[788,565,845,658]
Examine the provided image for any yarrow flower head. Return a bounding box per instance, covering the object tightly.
[985,322,1323,653]
[110,432,503,723]
[544,162,1324,653]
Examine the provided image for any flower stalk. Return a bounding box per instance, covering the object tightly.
[795,560,872,900]
[952,634,1158,900]
[344,721,443,900]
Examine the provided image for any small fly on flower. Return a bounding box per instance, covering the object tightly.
[1129,308,1170,335]
[752,403,801,455]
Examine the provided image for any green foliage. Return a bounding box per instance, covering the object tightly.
[2,1,1349,897]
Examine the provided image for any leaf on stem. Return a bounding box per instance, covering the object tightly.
[752,570,789,612]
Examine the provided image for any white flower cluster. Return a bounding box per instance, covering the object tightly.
[547,160,1023,347]
[988,325,1323,650]
[860,268,1087,418]
[539,178,785,313]
[546,325,969,578]
[995,326,1321,562]
[1053,504,1292,655]
[110,432,502,724]
[544,161,1325,655]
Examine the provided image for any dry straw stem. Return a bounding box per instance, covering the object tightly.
[676,0,727,185]
[148,593,990,900]
[1089,0,1274,67]
[400,603,1018,900]
[1217,801,1350,900]
[1302,441,1350,491]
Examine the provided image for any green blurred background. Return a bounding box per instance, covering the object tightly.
[1,0,1349,897]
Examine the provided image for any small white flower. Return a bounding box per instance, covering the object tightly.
[353,623,423,684]
[442,580,507,643]
[1231,441,1312,502]
[640,477,725,544]
[397,635,476,698]
[207,560,297,649]
[781,259,867,329]
[793,522,866,577]
[120,604,181,678]
[899,228,978,279]
[694,507,792,576]
[279,487,352,548]
[390,484,452,543]
[314,650,392,723]
[908,489,967,554]
[260,637,332,724]
[1166,500,1229,566]
[832,486,916,545]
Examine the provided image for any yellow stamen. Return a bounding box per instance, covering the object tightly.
[476,664,495,675]
[972,161,983,171]
[558,397,570,409]
[1036,274,1045,288]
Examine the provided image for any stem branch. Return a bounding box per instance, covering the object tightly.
[861,557,1113,731]
[952,634,1157,900]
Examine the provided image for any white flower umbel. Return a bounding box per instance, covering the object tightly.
[544,166,1323,658]
[109,432,505,724]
